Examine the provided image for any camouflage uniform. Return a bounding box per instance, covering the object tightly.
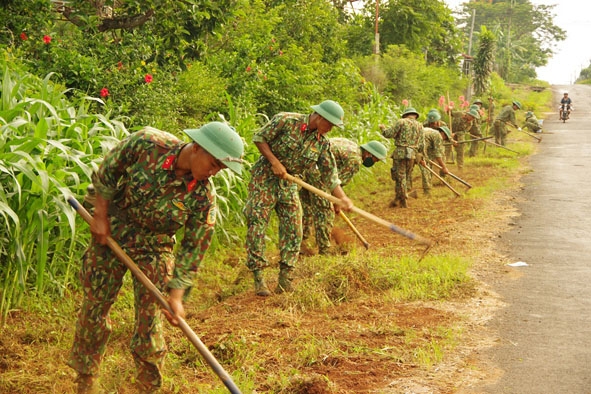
[68,128,216,389]
[382,118,425,204]
[245,113,340,272]
[300,138,361,254]
[418,128,445,193]
[524,114,542,133]
[468,107,486,157]
[493,105,517,146]
[446,112,474,168]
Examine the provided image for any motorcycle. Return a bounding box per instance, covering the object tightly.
[559,103,572,123]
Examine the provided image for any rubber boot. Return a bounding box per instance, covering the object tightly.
[253,270,271,296]
[275,265,294,294]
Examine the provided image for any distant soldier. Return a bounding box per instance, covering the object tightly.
[419,126,452,196]
[300,138,387,255]
[523,111,542,133]
[493,100,521,146]
[468,100,486,157]
[423,109,446,129]
[447,108,480,169]
[380,107,426,208]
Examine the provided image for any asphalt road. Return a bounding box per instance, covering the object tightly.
[477,84,591,393]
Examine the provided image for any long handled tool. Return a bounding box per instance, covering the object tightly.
[338,211,370,249]
[443,136,492,145]
[506,122,542,143]
[67,197,242,394]
[419,163,461,197]
[470,134,519,153]
[285,173,433,247]
[428,160,473,189]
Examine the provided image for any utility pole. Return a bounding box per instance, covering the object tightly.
[465,8,476,102]
[374,0,380,55]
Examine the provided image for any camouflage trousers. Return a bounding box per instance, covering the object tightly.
[493,121,508,146]
[469,128,483,157]
[417,160,433,192]
[392,158,414,201]
[445,131,465,167]
[68,241,174,389]
[300,187,334,254]
[244,170,302,271]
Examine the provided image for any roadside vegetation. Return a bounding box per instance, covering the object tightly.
[0,0,557,392]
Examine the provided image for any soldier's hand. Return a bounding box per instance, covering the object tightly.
[90,215,111,245]
[338,196,354,212]
[333,203,341,215]
[271,161,288,179]
[442,167,450,175]
[163,288,186,327]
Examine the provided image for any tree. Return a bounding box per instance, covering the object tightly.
[377,0,463,66]
[343,0,462,66]
[473,26,495,96]
[457,0,565,82]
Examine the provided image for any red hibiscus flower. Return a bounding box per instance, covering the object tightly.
[100,88,109,98]
[42,35,51,44]
[144,74,153,84]
[300,123,308,132]
[117,61,123,70]
[20,32,28,41]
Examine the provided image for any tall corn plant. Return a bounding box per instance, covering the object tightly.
[0,56,128,321]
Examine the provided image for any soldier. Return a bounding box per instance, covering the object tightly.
[380,107,426,208]
[447,107,479,169]
[493,100,521,146]
[68,122,245,394]
[523,111,542,133]
[244,100,354,297]
[468,100,486,157]
[300,138,387,255]
[419,126,452,196]
[423,108,447,129]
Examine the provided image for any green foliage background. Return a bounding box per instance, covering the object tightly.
[0,0,561,319]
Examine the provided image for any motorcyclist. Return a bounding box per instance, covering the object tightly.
[559,92,572,120]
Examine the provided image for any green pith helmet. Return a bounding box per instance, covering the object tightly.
[311,100,344,128]
[466,108,480,119]
[526,111,533,118]
[512,100,522,109]
[402,107,420,118]
[427,109,441,122]
[361,140,388,161]
[438,126,452,140]
[472,98,483,105]
[183,121,245,175]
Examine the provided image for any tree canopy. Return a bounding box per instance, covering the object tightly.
[456,0,566,82]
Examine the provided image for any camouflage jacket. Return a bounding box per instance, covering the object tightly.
[252,112,340,191]
[451,111,474,134]
[495,105,517,127]
[382,117,425,160]
[93,127,216,290]
[328,138,362,186]
[524,115,541,130]
[423,128,445,160]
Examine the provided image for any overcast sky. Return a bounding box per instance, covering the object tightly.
[443,0,591,85]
